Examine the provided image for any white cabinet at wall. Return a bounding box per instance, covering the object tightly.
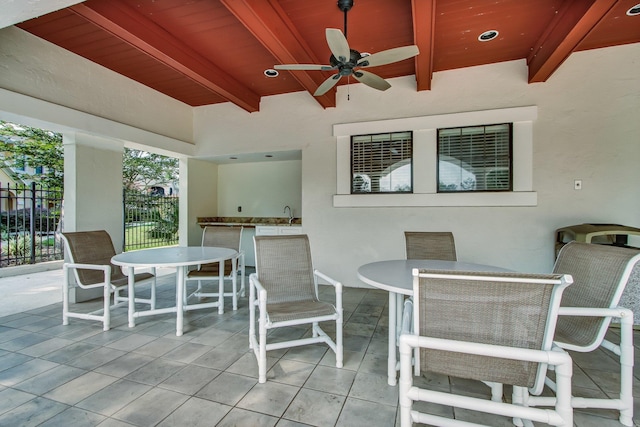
[278,226,304,235]
[255,226,304,236]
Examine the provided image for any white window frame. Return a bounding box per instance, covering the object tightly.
[333,106,537,207]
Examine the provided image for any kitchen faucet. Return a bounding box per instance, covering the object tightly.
[284,205,293,224]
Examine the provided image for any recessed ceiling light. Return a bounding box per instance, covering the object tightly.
[627,3,640,16]
[264,69,279,77]
[478,30,499,42]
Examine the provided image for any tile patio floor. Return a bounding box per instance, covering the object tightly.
[0,269,639,426]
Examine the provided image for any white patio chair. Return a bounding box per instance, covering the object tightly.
[250,234,343,383]
[404,231,457,261]
[399,269,574,427]
[525,242,640,426]
[185,225,245,313]
[60,230,156,331]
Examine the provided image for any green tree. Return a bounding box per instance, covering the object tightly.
[122,148,179,192]
[0,121,179,191]
[0,121,63,189]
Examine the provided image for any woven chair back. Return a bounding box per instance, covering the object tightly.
[416,270,565,389]
[553,241,640,348]
[254,234,317,304]
[202,226,241,250]
[200,226,242,275]
[405,231,457,261]
[62,230,125,285]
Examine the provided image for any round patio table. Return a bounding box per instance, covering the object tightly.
[112,246,237,336]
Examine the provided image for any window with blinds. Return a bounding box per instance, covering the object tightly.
[437,123,512,192]
[351,132,413,193]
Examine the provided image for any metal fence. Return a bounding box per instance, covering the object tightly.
[123,190,179,252]
[0,184,179,267]
[0,182,64,267]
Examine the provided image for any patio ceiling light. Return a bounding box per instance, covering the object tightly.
[627,4,640,15]
[478,30,499,42]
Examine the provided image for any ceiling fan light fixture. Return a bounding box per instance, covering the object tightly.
[264,69,279,77]
[478,30,499,42]
[627,4,640,16]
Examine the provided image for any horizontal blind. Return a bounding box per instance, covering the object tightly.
[438,123,511,192]
[351,132,412,193]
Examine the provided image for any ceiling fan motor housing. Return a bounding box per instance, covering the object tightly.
[330,49,363,75]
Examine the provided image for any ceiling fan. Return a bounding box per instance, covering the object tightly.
[274,0,419,97]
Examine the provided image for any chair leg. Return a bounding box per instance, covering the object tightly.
[618,317,634,426]
[196,279,204,299]
[258,313,267,383]
[335,315,343,368]
[218,273,224,314]
[511,386,525,427]
[232,259,238,310]
[102,283,111,331]
[150,268,157,310]
[62,265,70,326]
[249,282,256,350]
[240,264,246,297]
[483,381,503,402]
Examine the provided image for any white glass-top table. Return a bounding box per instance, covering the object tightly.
[112,246,237,336]
[357,259,511,386]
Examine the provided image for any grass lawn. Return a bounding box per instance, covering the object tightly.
[125,223,178,251]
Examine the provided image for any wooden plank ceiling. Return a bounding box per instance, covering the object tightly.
[16,0,640,112]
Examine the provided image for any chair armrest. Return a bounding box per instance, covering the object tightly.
[558,306,633,319]
[64,262,111,289]
[399,334,572,371]
[313,269,342,290]
[66,262,110,272]
[249,272,267,316]
[313,270,342,311]
[249,272,266,294]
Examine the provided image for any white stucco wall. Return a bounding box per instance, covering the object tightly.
[217,161,302,218]
[194,42,640,288]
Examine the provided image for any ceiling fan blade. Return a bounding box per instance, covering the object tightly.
[352,70,391,91]
[325,28,350,62]
[314,74,342,96]
[274,64,333,71]
[356,45,419,68]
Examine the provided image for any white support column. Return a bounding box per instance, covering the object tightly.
[63,132,124,302]
[180,158,218,246]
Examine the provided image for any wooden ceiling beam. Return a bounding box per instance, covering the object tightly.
[220,0,336,109]
[411,0,436,91]
[69,1,261,112]
[527,0,618,83]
